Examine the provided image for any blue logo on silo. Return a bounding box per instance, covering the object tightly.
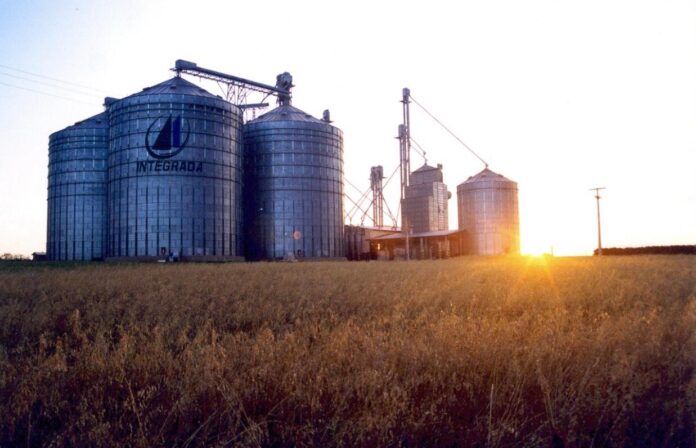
[145,115,190,159]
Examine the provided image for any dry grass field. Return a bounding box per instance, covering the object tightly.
[0,256,694,447]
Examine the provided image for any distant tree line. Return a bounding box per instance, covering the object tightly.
[594,245,696,256]
[1,253,29,260]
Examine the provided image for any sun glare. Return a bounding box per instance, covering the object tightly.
[522,246,551,257]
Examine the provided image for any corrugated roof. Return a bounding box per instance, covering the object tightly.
[345,225,400,232]
[248,104,326,124]
[372,229,465,240]
[128,76,220,99]
[460,167,515,184]
[72,111,107,128]
[50,111,108,140]
[411,163,439,173]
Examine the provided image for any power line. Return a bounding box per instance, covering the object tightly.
[0,70,103,98]
[409,94,488,168]
[344,179,372,221]
[344,191,371,223]
[381,164,400,226]
[382,163,400,190]
[352,186,373,216]
[0,80,97,106]
[345,178,374,220]
[409,136,428,163]
[344,177,364,194]
[0,63,107,94]
[359,196,377,225]
[383,199,397,228]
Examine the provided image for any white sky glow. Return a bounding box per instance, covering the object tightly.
[0,0,694,256]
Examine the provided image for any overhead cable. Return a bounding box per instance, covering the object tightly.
[409,137,428,163]
[409,95,488,168]
[0,80,96,105]
[0,63,107,94]
[345,186,371,220]
[380,165,400,226]
[344,192,371,223]
[0,70,103,98]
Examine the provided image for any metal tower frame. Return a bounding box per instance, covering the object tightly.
[370,166,385,227]
[399,88,411,202]
[172,59,293,111]
[399,88,412,260]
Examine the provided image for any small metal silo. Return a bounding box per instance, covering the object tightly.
[47,112,108,260]
[457,167,519,255]
[243,105,344,260]
[402,163,450,233]
[107,77,243,259]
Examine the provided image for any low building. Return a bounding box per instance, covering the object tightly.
[345,225,400,260]
[345,226,469,261]
[372,229,469,260]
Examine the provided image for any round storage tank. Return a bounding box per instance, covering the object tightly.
[107,77,242,260]
[457,167,519,255]
[47,112,108,261]
[244,105,344,260]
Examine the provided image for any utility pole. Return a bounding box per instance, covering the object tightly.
[590,187,606,256]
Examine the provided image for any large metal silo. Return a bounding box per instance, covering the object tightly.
[107,77,243,260]
[243,105,344,260]
[457,168,519,255]
[47,112,108,261]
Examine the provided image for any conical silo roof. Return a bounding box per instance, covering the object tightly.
[412,163,439,174]
[248,104,326,124]
[459,167,516,187]
[49,111,108,140]
[126,76,221,99]
[72,111,107,127]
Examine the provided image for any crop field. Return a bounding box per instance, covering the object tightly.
[0,256,694,447]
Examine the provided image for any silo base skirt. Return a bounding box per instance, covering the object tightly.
[105,256,245,263]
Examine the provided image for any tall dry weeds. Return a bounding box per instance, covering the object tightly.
[0,256,694,446]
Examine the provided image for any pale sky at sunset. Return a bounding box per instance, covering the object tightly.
[0,0,694,256]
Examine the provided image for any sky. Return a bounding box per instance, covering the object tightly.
[0,0,694,256]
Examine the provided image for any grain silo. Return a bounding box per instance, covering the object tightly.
[402,163,450,233]
[243,105,344,260]
[47,112,108,260]
[107,76,243,260]
[457,167,519,255]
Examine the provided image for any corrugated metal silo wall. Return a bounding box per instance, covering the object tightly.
[107,84,243,259]
[243,119,344,260]
[457,178,519,255]
[403,182,449,233]
[47,113,108,260]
